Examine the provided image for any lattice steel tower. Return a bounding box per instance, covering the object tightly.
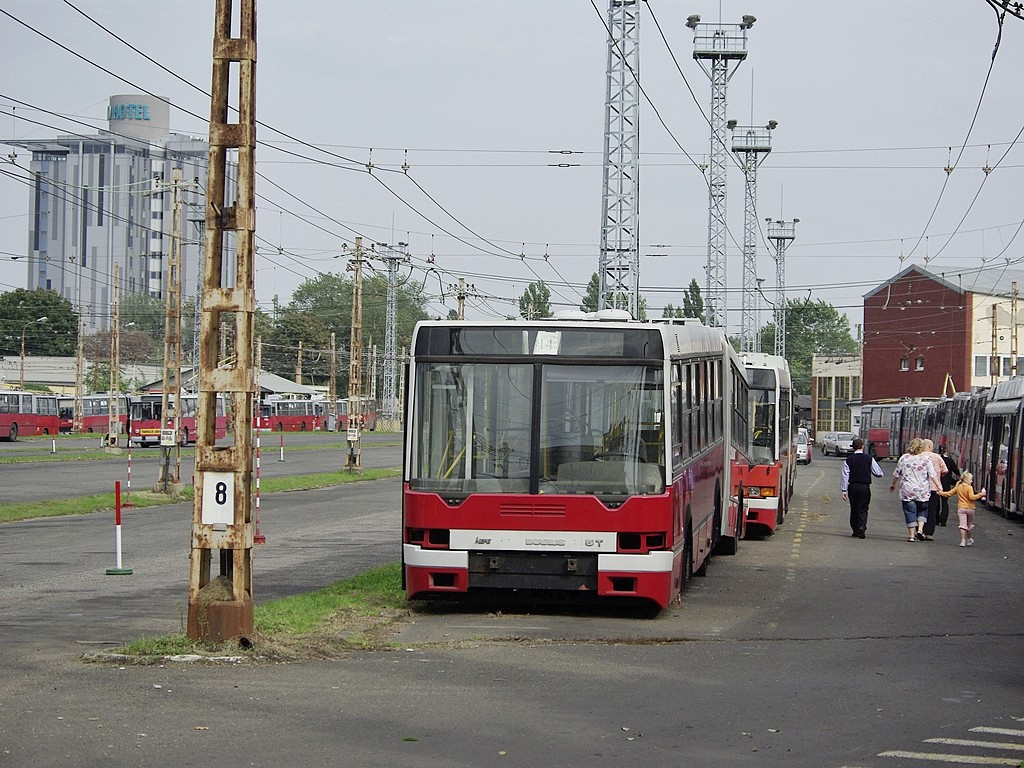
[377,242,408,421]
[767,218,797,358]
[598,0,640,318]
[730,120,775,353]
[687,13,754,329]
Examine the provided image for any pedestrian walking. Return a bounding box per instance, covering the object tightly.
[840,437,884,538]
[921,439,947,540]
[937,471,985,547]
[936,444,960,527]
[890,437,939,542]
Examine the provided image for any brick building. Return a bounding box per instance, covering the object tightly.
[862,264,1024,402]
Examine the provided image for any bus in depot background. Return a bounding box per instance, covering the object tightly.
[0,390,60,440]
[128,392,227,446]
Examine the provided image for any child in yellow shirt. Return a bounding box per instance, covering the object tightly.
[937,471,986,547]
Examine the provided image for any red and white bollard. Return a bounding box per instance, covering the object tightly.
[105,481,133,576]
[124,443,133,508]
[278,433,285,462]
[254,430,266,544]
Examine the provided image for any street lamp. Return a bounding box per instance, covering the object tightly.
[20,316,48,389]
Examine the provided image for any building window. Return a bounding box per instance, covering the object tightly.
[817,377,833,398]
[1003,357,1014,377]
[916,357,925,371]
[816,409,832,431]
[836,377,850,400]
[975,356,987,377]
[851,376,861,400]
[900,358,909,372]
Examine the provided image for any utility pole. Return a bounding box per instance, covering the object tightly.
[73,313,85,433]
[189,210,206,385]
[688,13,754,330]
[187,0,257,643]
[328,331,337,430]
[346,237,364,470]
[451,277,475,320]
[1012,281,1019,377]
[766,218,798,358]
[106,263,122,450]
[992,304,999,386]
[598,0,640,318]
[155,167,190,495]
[294,340,303,385]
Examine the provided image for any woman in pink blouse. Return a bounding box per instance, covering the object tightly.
[889,438,939,542]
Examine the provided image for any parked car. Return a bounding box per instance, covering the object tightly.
[796,427,812,464]
[821,431,856,456]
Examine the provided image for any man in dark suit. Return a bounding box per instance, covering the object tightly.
[841,437,885,538]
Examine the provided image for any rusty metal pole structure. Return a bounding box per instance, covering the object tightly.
[106,263,122,451]
[155,167,186,493]
[187,0,257,643]
[73,313,85,433]
[328,331,337,430]
[346,237,364,470]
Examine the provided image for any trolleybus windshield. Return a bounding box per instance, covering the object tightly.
[409,360,665,499]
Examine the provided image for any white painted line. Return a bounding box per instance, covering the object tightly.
[971,728,1024,738]
[925,738,1024,752]
[879,751,1021,765]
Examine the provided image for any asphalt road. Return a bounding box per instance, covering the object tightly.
[1,446,1022,767]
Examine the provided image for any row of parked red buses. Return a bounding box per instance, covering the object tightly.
[255,396,378,433]
[860,378,1024,519]
[1,389,378,444]
[401,317,798,612]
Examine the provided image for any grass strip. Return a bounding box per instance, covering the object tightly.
[0,467,401,524]
[110,562,406,661]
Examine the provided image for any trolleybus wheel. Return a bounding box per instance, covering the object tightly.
[683,521,694,583]
[8,423,18,441]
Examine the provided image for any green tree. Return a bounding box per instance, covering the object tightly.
[119,292,167,341]
[265,271,430,391]
[682,278,706,323]
[579,273,648,320]
[580,273,600,313]
[0,288,77,357]
[758,298,859,395]
[519,281,552,319]
[662,303,685,319]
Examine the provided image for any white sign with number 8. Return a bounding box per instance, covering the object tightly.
[201,471,235,525]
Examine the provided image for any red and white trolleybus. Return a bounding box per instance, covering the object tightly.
[129,393,227,446]
[0,390,60,440]
[740,352,796,533]
[402,316,751,610]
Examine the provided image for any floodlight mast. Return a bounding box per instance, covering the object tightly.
[767,218,798,357]
[598,0,640,319]
[687,13,754,330]
[730,121,775,353]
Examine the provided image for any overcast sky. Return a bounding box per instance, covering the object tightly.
[2,1,1024,338]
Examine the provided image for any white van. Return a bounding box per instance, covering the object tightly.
[796,427,811,464]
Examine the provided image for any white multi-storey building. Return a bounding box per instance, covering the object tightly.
[5,94,236,332]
